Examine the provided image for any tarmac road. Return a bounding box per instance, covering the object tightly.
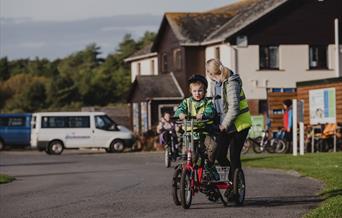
[0,150,323,218]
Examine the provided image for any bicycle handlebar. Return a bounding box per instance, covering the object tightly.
[173,116,211,124]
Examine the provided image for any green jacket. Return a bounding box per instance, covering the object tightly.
[174,97,215,119]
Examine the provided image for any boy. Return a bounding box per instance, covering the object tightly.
[174,74,219,180]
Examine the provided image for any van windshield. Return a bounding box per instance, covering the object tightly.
[95,115,118,131]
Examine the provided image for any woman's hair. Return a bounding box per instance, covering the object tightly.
[206,58,229,80]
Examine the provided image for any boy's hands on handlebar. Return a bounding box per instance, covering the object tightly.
[178,113,204,120]
[179,113,186,120]
[196,113,203,120]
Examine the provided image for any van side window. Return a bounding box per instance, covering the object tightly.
[68,117,90,128]
[0,118,9,126]
[9,117,25,126]
[0,117,25,127]
[42,117,66,128]
[42,116,90,128]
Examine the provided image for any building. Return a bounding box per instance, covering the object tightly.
[126,0,341,134]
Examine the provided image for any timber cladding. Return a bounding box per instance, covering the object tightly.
[267,91,297,130]
[297,77,342,125]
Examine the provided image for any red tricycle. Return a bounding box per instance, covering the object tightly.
[171,117,246,209]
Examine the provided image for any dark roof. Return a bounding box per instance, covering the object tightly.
[127,73,184,102]
[124,43,156,62]
[130,43,153,58]
[152,0,289,49]
[165,12,234,44]
[205,0,288,42]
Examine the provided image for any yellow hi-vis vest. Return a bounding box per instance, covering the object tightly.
[222,87,252,132]
[185,98,213,130]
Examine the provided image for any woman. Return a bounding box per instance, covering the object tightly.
[206,58,252,180]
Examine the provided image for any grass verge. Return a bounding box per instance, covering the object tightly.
[0,174,15,184]
[242,152,342,218]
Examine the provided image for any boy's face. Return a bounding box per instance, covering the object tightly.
[190,83,205,101]
[164,113,170,121]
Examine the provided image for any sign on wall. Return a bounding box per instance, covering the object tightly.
[309,88,336,124]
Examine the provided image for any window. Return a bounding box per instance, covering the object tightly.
[259,45,279,70]
[215,47,220,60]
[42,116,66,128]
[0,117,26,127]
[0,118,8,126]
[162,53,168,72]
[41,116,90,128]
[173,48,182,70]
[158,104,178,119]
[236,35,248,47]
[283,88,296,93]
[68,117,90,128]
[9,117,25,126]
[95,115,118,131]
[272,109,284,115]
[137,62,141,75]
[151,60,155,75]
[309,45,327,69]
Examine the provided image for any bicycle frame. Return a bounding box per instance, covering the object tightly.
[181,118,231,194]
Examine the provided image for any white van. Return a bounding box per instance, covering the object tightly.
[30,112,135,155]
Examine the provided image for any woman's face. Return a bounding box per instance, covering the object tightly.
[190,83,205,101]
[206,63,221,82]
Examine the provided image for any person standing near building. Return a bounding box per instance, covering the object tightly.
[282,99,293,143]
[206,58,252,181]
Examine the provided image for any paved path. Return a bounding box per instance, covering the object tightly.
[0,150,323,218]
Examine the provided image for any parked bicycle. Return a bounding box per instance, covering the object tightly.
[242,128,288,154]
[171,117,245,209]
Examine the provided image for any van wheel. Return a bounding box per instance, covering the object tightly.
[48,140,64,155]
[109,140,125,153]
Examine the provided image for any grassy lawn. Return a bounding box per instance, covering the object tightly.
[0,174,15,184]
[242,152,342,218]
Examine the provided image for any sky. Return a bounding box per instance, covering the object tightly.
[0,0,237,60]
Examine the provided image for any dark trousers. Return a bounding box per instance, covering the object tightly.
[215,128,250,180]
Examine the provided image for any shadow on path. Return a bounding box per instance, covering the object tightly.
[244,195,323,207]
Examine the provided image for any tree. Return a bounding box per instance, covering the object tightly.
[137,31,156,49]
[0,57,10,81]
[1,74,49,112]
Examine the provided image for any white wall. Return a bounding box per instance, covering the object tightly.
[205,44,236,71]
[209,44,341,100]
[130,57,158,82]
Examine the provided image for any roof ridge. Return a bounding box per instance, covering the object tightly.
[204,0,288,43]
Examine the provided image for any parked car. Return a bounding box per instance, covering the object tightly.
[30,112,135,155]
[0,113,32,150]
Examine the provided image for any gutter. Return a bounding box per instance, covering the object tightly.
[124,52,158,63]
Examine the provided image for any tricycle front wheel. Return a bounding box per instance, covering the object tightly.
[180,168,192,209]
